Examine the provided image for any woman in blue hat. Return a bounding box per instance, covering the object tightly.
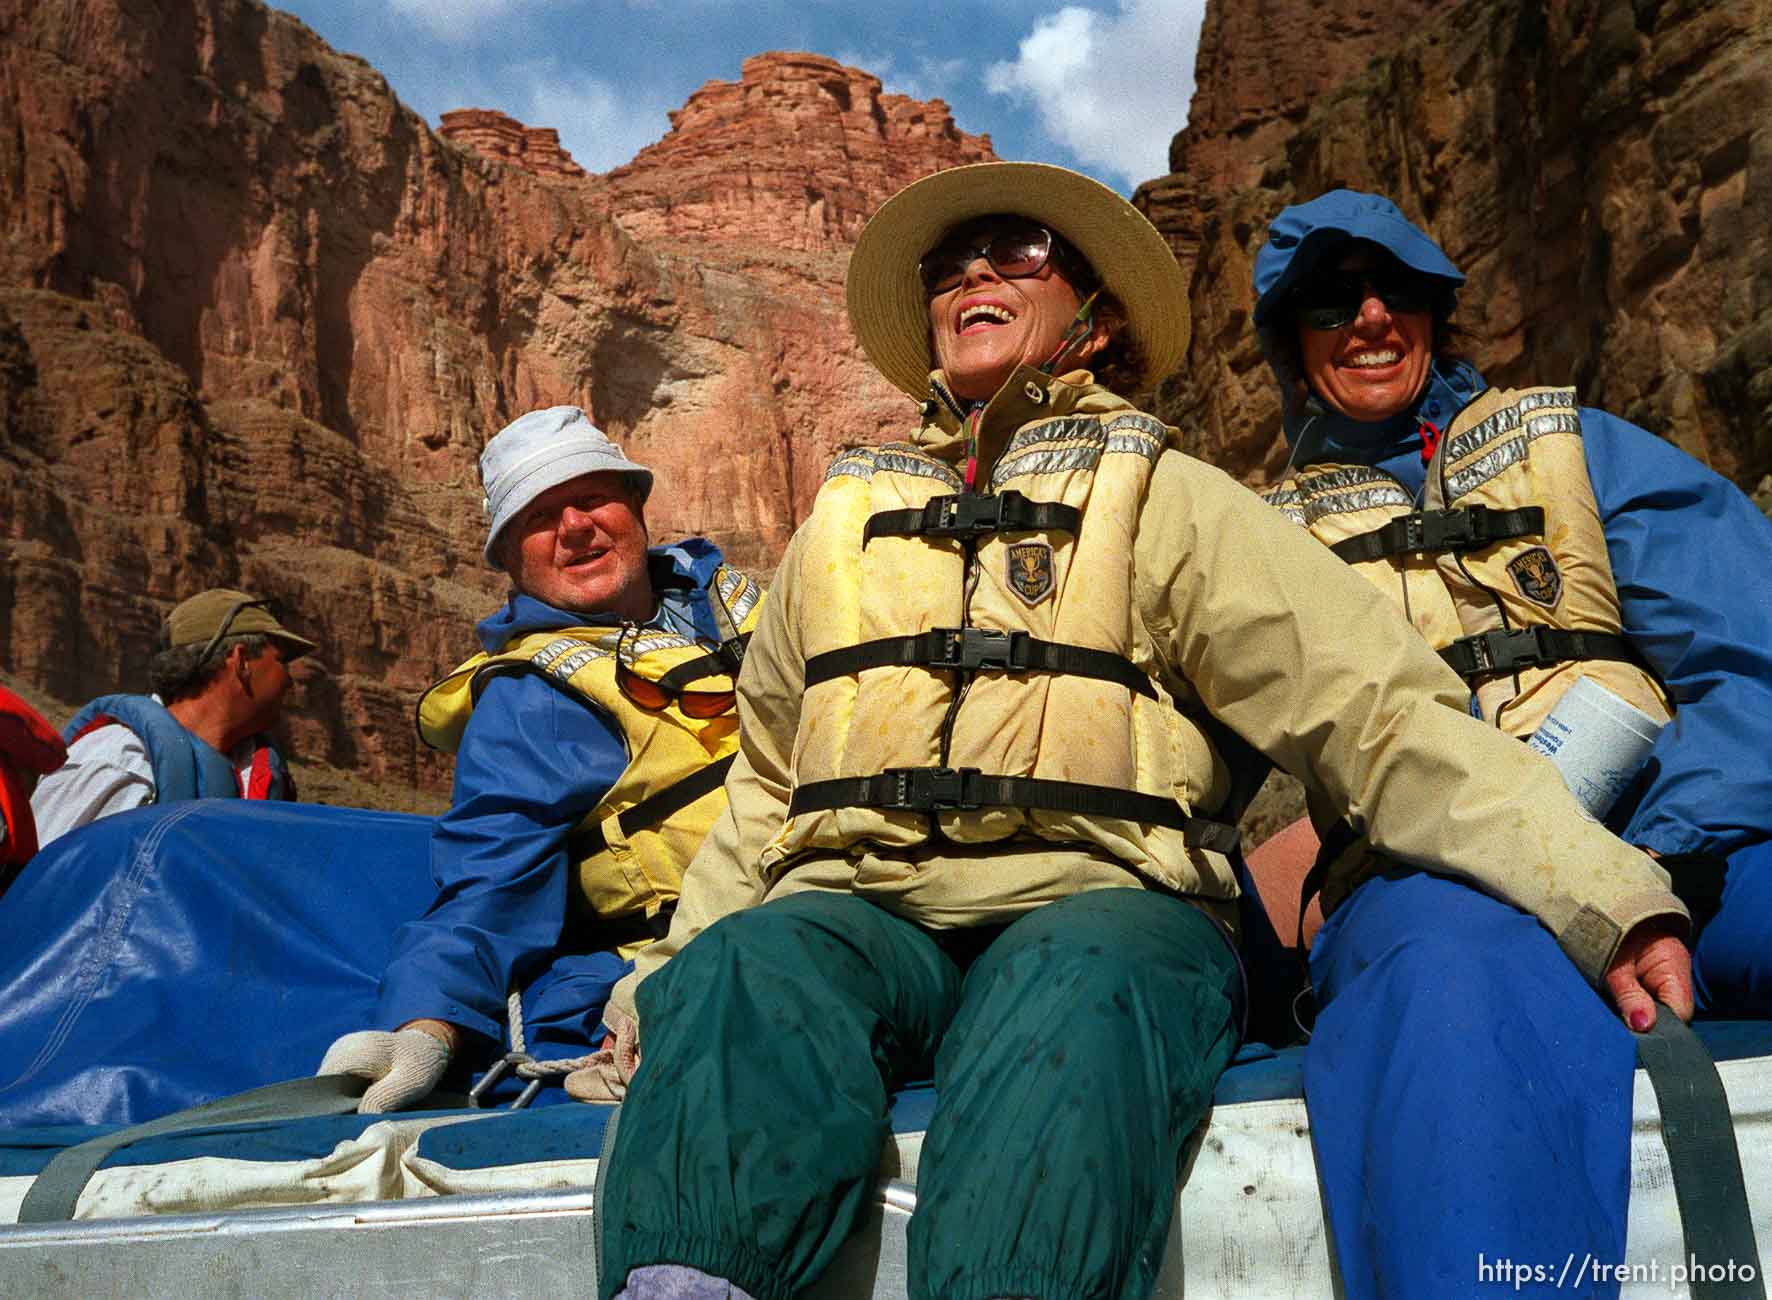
[1252,190,1772,1298]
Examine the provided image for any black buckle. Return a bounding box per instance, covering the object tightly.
[879,766,984,812]
[928,627,1025,672]
[1466,627,1552,674]
[1402,509,1478,553]
[925,492,1023,538]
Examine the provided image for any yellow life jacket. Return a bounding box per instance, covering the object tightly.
[1263,386,1670,738]
[417,567,764,953]
[761,401,1239,901]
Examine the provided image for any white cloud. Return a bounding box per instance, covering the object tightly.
[517,68,675,172]
[388,0,530,43]
[984,0,1204,189]
[834,48,966,105]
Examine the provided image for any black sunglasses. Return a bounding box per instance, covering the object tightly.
[1291,267,1439,331]
[920,220,1085,297]
[614,625,738,719]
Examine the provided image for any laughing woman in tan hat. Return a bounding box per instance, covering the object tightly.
[592,163,1685,1300]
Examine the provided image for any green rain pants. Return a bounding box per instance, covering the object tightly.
[598,887,1242,1300]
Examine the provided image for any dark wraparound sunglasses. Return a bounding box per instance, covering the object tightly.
[615,624,738,719]
[1291,268,1439,331]
[920,221,1086,297]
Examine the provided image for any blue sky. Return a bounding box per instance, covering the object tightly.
[270,0,1206,193]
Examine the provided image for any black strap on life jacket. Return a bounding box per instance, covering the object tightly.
[803,627,1157,700]
[571,754,736,860]
[863,490,1080,545]
[1330,505,1543,562]
[1439,626,1643,682]
[654,633,750,690]
[788,766,1240,855]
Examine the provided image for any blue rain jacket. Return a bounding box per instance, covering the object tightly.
[374,539,733,1046]
[1254,192,1772,858]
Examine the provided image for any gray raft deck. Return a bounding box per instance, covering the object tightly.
[2,1030,1770,1298]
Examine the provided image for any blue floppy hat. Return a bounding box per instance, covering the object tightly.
[1252,190,1465,329]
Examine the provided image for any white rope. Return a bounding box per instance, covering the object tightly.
[503,986,609,1080]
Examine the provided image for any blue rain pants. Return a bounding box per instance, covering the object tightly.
[1305,871,1638,1299]
[1693,838,1772,1017]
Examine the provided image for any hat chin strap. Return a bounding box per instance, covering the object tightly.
[1039,289,1102,376]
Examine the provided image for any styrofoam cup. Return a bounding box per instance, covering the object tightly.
[1526,676,1665,820]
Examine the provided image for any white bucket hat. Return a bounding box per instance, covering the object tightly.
[479,406,653,566]
[845,161,1191,399]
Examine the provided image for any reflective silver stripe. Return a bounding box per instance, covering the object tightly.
[1444,412,1580,500]
[1262,467,1413,526]
[993,444,1104,482]
[1303,485,1416,522]
[715,567,762,625]
[624,630,699,656]
[551,647,604,682]
[1296,465,1404,493]
[873,450,964,486]
[825,444,963,486]
[1105,432,1162,460]
[1442,389,1577,466]
[1103,412,1168,455]
[531,637,600,670]
[526,629,706,688]
[998,415,1098,460]
[990,414,1164,484]
[824,451,879,483]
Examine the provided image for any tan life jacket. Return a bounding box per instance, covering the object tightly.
[761,398,1240,901]
[417,567,764,954]
[1262,386,1670,739]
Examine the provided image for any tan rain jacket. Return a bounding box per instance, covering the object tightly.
[610,366,1684,1028]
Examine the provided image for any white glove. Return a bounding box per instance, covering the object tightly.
[318,1028,451,1114]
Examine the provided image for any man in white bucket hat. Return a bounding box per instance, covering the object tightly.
[319,406,762,1113]
[591,163,1686,1300]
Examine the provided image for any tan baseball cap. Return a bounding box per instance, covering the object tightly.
[159,589,317,662]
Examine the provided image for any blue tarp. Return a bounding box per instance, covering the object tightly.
[0,801,438,1128]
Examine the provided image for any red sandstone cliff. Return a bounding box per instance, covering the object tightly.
[4,0,1766,815]
[439,109,587,180]
[0,2,990,804]
[1141,0,1772,493]
[601,52,994,253]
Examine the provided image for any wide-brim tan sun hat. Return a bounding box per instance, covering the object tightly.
[846,161,1191,400]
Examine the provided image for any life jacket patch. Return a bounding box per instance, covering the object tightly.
[1507,546,1563,608]
[1007,542,1056,606]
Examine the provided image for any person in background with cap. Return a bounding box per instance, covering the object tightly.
[318,406,762,1114]
[590,163,1687,1300]
[29,589,314,850]
[1249,189,1772,1298]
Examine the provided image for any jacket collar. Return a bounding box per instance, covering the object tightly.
[915,366,1113,479]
